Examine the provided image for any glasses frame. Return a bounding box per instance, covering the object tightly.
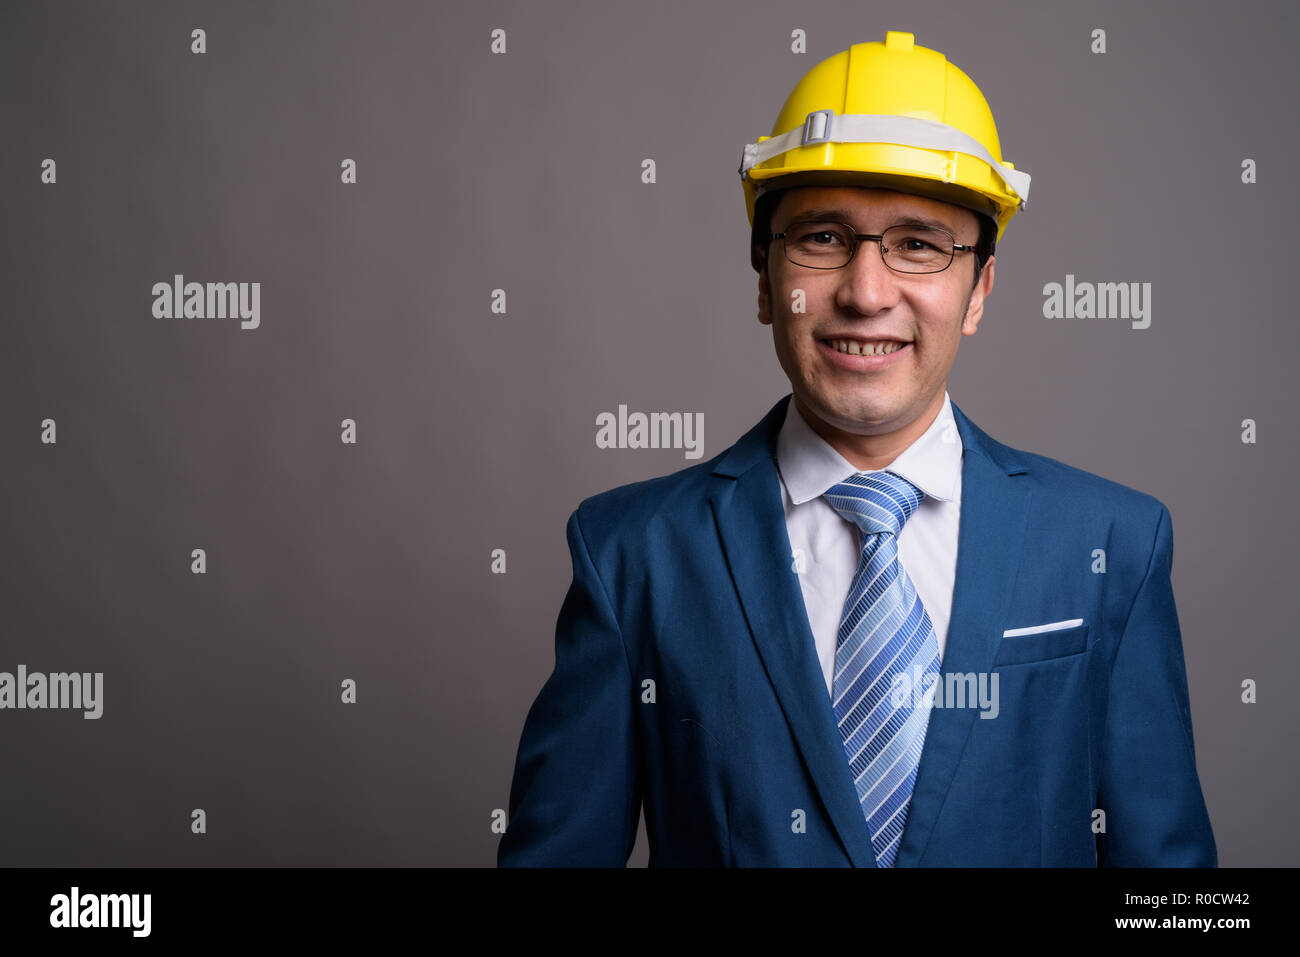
[771,220,977,274]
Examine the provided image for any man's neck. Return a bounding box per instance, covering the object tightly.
[793,389,945,472]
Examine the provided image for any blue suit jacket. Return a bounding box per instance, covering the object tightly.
[498,394,1217,866]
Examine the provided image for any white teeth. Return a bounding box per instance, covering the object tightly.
[828,338,906,356]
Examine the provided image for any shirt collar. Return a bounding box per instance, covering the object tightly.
[775,391,963,505]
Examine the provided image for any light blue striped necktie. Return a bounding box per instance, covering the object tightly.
[823,470,942,868]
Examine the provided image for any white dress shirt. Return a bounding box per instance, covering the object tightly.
[774,392,964,698]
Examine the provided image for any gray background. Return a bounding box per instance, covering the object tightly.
[1,0,1295,866]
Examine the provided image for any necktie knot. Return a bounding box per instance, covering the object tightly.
[824,470,924,539]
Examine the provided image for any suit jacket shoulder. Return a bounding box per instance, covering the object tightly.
[576,394,1172,570]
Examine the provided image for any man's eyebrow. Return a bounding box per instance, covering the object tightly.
[783,208,957,232]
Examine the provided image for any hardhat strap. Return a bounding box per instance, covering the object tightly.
[739,111,1031,209]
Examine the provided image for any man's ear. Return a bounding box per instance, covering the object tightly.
[756,252,773,326]
[962,253,995,335]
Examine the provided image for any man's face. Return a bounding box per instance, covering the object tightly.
[757,186,995,440]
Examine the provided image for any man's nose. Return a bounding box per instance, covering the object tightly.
[835,238,902,313]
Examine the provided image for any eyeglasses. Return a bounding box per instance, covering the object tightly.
[771,220,976,274]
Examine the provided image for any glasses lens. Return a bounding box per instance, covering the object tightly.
[882,225,955,273]
[782,222,854,268]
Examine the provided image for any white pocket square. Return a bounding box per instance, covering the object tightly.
[1002,618,1084,638]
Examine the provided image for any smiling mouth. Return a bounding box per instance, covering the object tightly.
[820,337,910,357]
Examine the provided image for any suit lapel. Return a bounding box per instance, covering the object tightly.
[710,394,877,867]
[893,398,1033,866]
[710,393,1033,868]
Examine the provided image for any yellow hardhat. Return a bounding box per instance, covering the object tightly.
[739,30,1030,248]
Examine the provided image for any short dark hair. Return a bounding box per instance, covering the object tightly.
[750,188,997,287]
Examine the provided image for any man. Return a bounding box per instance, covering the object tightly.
[498,31,1216,867]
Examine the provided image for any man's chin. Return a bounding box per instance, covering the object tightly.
[798,389,901,433]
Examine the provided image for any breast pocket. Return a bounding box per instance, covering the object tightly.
[993,621,1090,666]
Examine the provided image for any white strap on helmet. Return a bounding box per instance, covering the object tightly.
[740,110,1031,208]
